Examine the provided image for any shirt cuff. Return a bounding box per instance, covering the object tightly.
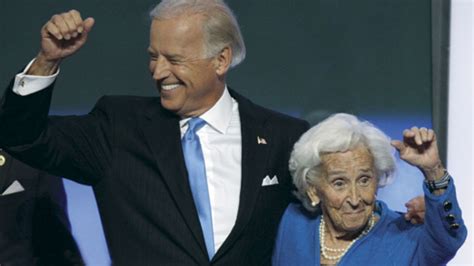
[12,58,59,96]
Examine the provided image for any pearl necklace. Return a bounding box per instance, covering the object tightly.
[319,213,376,262]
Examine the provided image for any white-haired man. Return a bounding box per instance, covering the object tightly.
[0,1,309,265]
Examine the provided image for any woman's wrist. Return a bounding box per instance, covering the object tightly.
[424,171,450,194]
[421,162,446,181]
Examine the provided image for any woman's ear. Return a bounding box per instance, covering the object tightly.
[306,188,320,207]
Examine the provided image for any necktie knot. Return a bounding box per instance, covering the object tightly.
[185,117,206,140]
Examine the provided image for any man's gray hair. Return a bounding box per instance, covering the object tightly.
[150,0,246,68]
[289,113,396,212]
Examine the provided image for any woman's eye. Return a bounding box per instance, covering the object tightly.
[359,176,371,186]
[333,180,345,188]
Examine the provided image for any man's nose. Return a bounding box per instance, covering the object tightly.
[152,57,171,80]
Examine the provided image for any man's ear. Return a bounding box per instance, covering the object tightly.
[306,188,320,206]
[214,46,232,75]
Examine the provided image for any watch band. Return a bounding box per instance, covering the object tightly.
[425,171,450,192]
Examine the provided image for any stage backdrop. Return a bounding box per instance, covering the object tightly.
[1,0,440,264]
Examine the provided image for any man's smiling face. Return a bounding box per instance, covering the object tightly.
[148,14,224,118]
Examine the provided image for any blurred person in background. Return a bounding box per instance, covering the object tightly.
[0,149,83,266]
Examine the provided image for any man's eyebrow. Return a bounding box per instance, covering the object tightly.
[147,49,185,60]
[166,53,186,60]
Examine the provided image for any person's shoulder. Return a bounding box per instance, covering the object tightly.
[279,203,319,236]
[284,203,304,217]
[283,203,317,221]
[264,106,307,126]
[229,89,308,128]
[1,151,50,180]
[253,104,308,139]
[249,99,307,125]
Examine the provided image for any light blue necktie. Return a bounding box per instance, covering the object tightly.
[181,117,215,259]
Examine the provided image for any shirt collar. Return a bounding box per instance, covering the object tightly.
[180,86,234,134]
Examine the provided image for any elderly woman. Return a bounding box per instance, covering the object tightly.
[272,114,466,266]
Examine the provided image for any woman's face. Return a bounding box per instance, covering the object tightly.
[314,146,378,235]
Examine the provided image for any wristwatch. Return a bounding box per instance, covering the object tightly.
[424,171,450,192]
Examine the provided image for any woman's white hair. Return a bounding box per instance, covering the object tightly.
[289,113,396,212]
[150,0,246,68]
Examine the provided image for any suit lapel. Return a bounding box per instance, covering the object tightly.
[213,90,271,260]
[140,102,208,257]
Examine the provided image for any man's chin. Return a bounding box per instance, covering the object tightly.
[160,98,181,113]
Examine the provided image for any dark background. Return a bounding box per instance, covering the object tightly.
[0,0,431,118]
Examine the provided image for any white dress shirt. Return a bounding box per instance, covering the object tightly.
[13,61,242,252]
[180,88,241,251]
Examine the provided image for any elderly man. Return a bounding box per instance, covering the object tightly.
[0,1,308,265]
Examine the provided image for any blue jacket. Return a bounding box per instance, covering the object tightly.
[272,178,467,266]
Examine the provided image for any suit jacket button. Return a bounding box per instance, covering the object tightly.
[443,201,452,211]
[450,223,460,230]
[446,214,456,223]
[0,155,5,166]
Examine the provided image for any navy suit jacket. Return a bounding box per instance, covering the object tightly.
[0,80,309,265]
[0,150,83,266]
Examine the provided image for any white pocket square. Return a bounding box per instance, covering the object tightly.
[1,180,25,196]
[261,175,279,186]
[257,136,267,145]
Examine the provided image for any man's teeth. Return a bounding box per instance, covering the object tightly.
[161,84,180,91]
